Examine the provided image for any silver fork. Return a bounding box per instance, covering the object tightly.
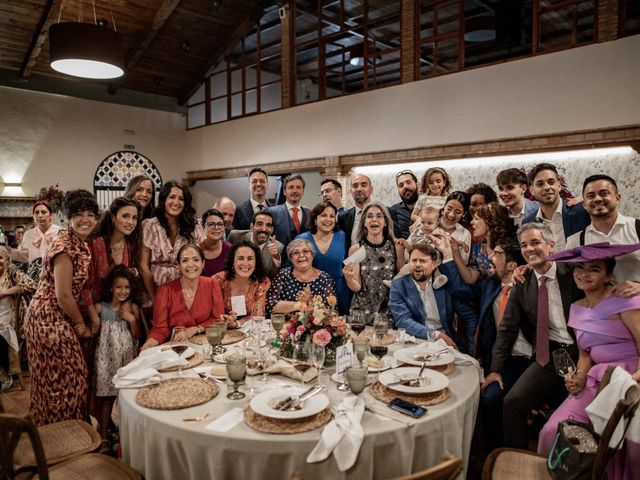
[197,371,226,385]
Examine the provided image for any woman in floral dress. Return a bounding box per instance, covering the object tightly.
[23,190,99,426]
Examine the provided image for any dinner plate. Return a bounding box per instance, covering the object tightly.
[379,367,449,394]
[213,354,226,364]
[364,356,393,372]
[393,346,455,367]
[148,345,196,360]
[250,387,330,420]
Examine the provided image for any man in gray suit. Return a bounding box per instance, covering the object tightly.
[228,210,283,279]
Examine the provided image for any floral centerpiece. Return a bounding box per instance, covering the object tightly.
[275,294,349,362]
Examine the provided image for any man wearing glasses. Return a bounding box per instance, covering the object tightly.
[319,178,343,211]
[389,170,419,240]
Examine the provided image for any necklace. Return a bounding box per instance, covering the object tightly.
[110,241,125,252]
[181,281,198,300]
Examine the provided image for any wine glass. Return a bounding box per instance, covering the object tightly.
[373,313,390,342]
[205,326,222,360]
[354,337,370,367]
[310,343,325,385]
[271,313,286,336]
[259,345,272,383]
[252,302,265,338]
[226,352,247,400]
[170,326,188,375]
[348,310,366,336]
[245,335,263,397]
[292,341,310,387]
[369,337,388,381]
[553,349,576,378]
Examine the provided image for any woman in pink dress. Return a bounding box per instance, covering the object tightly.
[538,243,640,480]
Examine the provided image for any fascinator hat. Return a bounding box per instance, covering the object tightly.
[547,242,640,263]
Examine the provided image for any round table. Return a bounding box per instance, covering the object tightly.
[119,340,480,480]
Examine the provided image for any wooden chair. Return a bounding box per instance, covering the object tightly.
[483,382,640,480]
[0,411,140,480]
[393,456,464,480]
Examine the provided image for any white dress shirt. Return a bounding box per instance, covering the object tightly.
[413,278,443,336]
[251,198,267,213]
[18,224,61,263]
[534,263,573,345]
[536,201,566,249]
[285,201,302,225]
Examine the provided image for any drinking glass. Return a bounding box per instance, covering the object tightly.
[170,326,188,375]
[553,349,576,378]
[345,365,369,395]
[369,337,388,381]
[259,345,272,383]
[226,353,247,400]
[373,312,390,341]
[215,318,228,345]
[205,326,222,360]
[252,302,265,338]
[245,336,263,397]
[271,313,286,336]
[292,341,310,387]
[354,337,370,366]
[310,343,325,384]
[348,310,366,336]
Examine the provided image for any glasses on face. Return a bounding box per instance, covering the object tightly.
[206,222,225,230]
[319,188,336,196]
[489,250,505,259]
[290,249,313,257]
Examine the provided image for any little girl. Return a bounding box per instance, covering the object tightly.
[410,167,452,222]
[94,265,142,446]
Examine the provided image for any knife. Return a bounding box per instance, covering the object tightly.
[276,385,323,411]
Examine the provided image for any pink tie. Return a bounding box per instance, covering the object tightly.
[291,207,301,233]
[536,277,549,366]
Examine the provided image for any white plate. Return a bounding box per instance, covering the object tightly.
[364,356,393,372]
[393,346,455,367]
[213,354,226,364]
[149,345,196,359]
[250,387,330,419]
[330,372,375,386]
[379,367,449,394]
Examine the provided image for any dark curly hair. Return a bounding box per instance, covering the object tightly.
[474,202,518,249]
[154,181,198,240]
[307,201,338,234]
[224,240,267,282]
[464,183,498,226]
[96,197,141,266]
[124,175,156,220]
[102,264,139,304]
[64,189,100,218]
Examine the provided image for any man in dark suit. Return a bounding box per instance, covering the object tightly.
[228,210,283,279]
[388,170,419,240]
[486,222,584,449]
[523,163,590,249]
[320,178,343,211]
[268,173,310,253]
[233,167,271,231]
[338,173,372,250]
[389,243,461,348]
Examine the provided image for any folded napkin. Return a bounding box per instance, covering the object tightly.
[586,367,640,446]
[429,339,483,382]
[307,395,365,471]
[264,359,318,383]
[112,348,186,389]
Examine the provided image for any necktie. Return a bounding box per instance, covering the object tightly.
[536,276,549,366]
[257,204,265,212]
[496,284,512,324]
[291,207,301,233]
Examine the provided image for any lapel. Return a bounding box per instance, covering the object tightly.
[402,277,425,325]
[433,288,448,324]
[480,279,501,319]
[524,270,539,325]
[561,199,571,237]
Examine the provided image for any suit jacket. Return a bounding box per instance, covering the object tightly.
[490,263,584,374]
[268,204,310,252]
[522,198,538,219]
[389,275,459,345]
[232,199,271,231]
[388,201,413,239]
[227,230,283,279]
[338,207,356,250]
[523,198,591,239]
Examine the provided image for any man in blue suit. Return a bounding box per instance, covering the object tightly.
[389,243,461,348]
[523,163,590,249]
[496,168,538,227]
[233,167,272,230]
[268,173,310,253]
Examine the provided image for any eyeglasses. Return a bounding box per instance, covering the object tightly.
[319,188,337,196]
[290,249,313,257]
[205,222,225,230]
[489,250,505,259]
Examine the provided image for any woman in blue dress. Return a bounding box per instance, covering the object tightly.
[296,202,349,315]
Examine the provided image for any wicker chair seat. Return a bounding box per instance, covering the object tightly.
[35,453,140,480]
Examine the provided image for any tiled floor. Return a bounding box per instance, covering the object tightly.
[1,371,31,414]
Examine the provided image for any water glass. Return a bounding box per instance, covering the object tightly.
[226,353,247,400]
[206,325,223,358]
[353,337,370,366]
[310,344,326,384]
[271,313,286,335]
[397,328,407,346]
[373,313,389,341]
[292,341,310,387]
[345,365,368,395]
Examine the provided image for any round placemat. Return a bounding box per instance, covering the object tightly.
[222,330,247,345]
[136,378,218,410]
[360,330,397,346]
[244,407,332,434]
[368,381,451,407]
[428,362,455,375]
[190,334,206,345]
[158,351,204,372]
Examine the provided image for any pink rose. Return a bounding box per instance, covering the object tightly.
[297,325,306,334]
[312,329,332,347]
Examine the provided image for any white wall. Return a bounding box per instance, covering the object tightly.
[0,86,186,197]
[183,35,640,172]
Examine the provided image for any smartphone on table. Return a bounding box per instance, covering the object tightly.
[388,398,427,418]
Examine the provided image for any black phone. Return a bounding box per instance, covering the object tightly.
[388,398,427,418]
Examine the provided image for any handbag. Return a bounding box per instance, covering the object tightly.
[547,419,598,480]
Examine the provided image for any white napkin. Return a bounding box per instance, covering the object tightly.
[112,349,186,389]
[586,367,640,446]
[430,339,483,382]
[307,395,365,471]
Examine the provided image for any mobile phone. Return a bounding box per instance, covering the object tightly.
[388,398,427,418]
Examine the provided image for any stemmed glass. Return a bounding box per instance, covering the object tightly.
[292,341,310,387]
[553,349,576,378]
[259,345,272,384]
[310,343,325,385]
[345,365,368,395]
[373,312,390,342]
[205,325,222,360]
[271,313,286,337]
[252,302,265,339]
[348,310,366,336]
[354,337,370,367]
[245,335,262,397]
[215,318,227,350]
[226,351,247,400]
[170,326,188,376]
[369,336,388,381]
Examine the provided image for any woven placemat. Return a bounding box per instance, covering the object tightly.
[368,381,451,407]
[360,330,397,345]
[244,407,332,434]
[189,334,206,345]
[136,378,218,410]
[222,330,247,345]
[158,351,204,372]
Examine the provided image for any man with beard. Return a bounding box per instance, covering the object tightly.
[388,243,459,347]
[233,167,271,230]
[565,174,640,288]
[229,211,283,279]
[388,170,419,240]
[523,163,590,249]
[338,173,373,248]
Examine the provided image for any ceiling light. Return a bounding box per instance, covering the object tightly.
[49,22,124,79]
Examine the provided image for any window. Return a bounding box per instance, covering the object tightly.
[620,0,640,36]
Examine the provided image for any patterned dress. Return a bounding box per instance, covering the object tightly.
[213,271,270,321]
[265,267,336,313]
[23,229,91,426]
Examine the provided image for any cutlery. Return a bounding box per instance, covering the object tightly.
[182,412,210,422]
[287,384,325,411]
[275,385,323,411]
[387,363,428,387]
[197,371,226,385]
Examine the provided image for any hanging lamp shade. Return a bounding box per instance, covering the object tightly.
[49,22,124,79]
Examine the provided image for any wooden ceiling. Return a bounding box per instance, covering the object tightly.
[0,0,273,103]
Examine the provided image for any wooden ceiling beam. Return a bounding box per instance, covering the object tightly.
[108,0,181,95]
[20,0,61,78]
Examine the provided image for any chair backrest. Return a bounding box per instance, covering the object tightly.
[592,382,640,479]
[0,412,49,480]
[393,456,464,480]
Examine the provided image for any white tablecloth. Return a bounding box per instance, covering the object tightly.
[119,343,480,480]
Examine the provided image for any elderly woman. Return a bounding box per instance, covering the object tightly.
[124,174,155,220]
[140,181,205,302]
[200,208,232,277]
[296,201,349,315]
[266,238,336,314]
[343,202,405,322]
[214,241,270,328]
[141,244,224,349]
[24,190,99,425]
[0,246,35,391]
